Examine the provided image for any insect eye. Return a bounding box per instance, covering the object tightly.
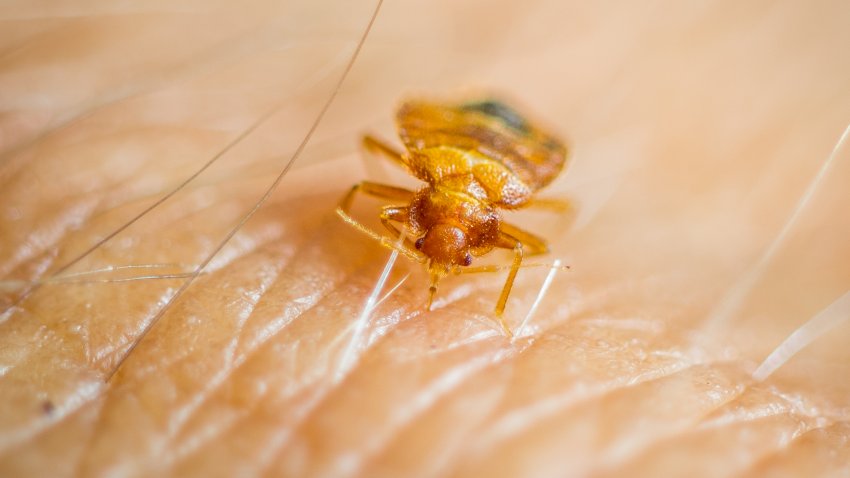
[462,253,473,266]
[415,237,425,250]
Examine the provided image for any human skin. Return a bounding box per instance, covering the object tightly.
[1,0,850,476]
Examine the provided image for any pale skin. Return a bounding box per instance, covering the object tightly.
[2,1,850,477]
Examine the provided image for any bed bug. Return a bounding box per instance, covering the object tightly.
[336,97,569,335]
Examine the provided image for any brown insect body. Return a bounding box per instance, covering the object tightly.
[337,97,569,335]
[408,184,500,269]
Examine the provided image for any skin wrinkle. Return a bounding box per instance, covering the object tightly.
[161,274,343,447]
[262,402,333,477]
[253,386,344,477]
[154,251,288,445]
[371,375,513,477]
[233,230,379,350]
[1,82,287,315]
[698,386,826,432]
[457,364,751,476]
[590,379,748,474]
[276,306,686,475]
[782,423,850,475]
[378,354,517,476]
[374,344,533,475]
[735,421,837,477]
[63,249,285,476]
[2,159,238,288]
[236,298,464,475]
[10,393,106,477]
[90,287,180,367]
[466,357,721,458]
[111,234,335,384]
[0,391,109,476]
[696,401,796,431]
[0,280,180,401]
[88,176,273,370]
[599,415,812,478]
[268,339,511,476]
[324,296,414,361]
[96,192,314,282]
[167,341,306,470]
[638,389,850,476]
[169,340,301,473]
[9,224,342,436]
[375,307,703,461]
[0,378,105,453]
[73,393,133,478]
[1,197,101,281]
[334,345,516,477]
[120,250,399,471]
[169,407,248,469]
[495,316,699,385]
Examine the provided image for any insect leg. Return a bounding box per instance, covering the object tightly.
[336,183,424,263]
[336,209,424,263]
[454,262,570,274]
[498,222,549,255]
[339,180,414,211]
[491,232,524,337]
[362,135,411,170]
[489,223,553,336]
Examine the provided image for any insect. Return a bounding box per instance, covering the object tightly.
[336,97,569,335]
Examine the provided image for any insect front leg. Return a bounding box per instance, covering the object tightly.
[336,183,423,263]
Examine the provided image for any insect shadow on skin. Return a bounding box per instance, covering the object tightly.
[336,97,572,336]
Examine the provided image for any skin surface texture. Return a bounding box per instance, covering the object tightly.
[1,0,850,477]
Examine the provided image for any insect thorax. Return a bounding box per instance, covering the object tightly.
[408,186,501,255]
[407,147,534,209]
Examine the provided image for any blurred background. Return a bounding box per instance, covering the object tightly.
[1,0,849,476]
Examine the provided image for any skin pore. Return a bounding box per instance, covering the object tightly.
[2,0,850,476]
